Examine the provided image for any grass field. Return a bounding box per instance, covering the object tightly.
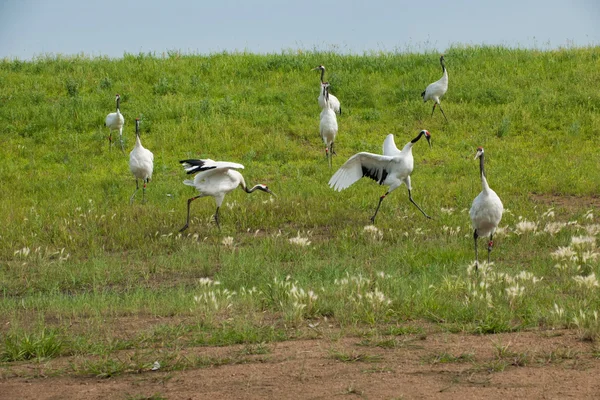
[1,45,600,379]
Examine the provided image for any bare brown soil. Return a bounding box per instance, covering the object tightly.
[2,326,600,400]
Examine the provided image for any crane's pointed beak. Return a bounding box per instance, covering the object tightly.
[426,135,432,149]
[475,149,483,159]
[267,189,276,197]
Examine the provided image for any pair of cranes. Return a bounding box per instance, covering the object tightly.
[105,95,155,204]
[107,55,502,267]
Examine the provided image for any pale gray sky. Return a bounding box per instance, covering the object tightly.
[1,0,599,59]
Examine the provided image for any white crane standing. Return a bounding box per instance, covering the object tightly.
[319,83,338,168]
[178,159,275,232]
[421,55,448,122]
[329,131,432,223]
[312,65,342,115]
[105,94,125,151]
[128,118,154,204]
[469,147,503,270]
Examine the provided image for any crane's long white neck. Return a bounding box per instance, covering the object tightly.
[479,153,491,192]
[401,142,414,154]
[440,58,448,82]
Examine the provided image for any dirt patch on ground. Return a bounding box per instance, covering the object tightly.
[2,327,599,399]
[529,193,600,212]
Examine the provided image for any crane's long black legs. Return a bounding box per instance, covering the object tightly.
[473,230,479,271]
[487,234,494,264]
[326,147,332,169]
[108,133,112,150]
[214,207,221,230]
[370,192,388,224]
[431,103,436,117]
[130,180,139,204]
[438,103,448,122]
[408,189,432,219]
[179,195,201,232]
[142,181,147,204]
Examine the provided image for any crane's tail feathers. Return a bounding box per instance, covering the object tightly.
[180,159,216,175]
[183,179,195,186]
[421,91,426,98]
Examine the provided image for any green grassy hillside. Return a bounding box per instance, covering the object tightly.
[1,46,600,372]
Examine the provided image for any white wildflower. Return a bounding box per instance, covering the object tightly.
[505,283,525,300]
[584,224,600,236]
[493,226,508,237]
[550,246,578,261]
[584,210,594,220]
[198,277,220,286]
[14,247,31,257]
[515,219,538,234]
[573,273,599,289]
[552,303,565,318]
[544,222,567,235]
[571,236,596,248]
[289,232,311,247]
[363,225,383,240]
[582,250,599,263]
[542,208,555,219]
[440,207,455,215]
[221,236,234,247]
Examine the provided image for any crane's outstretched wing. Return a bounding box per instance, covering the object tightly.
[180,159,244,175]
[329,152,394,192]
[382,134,401,157]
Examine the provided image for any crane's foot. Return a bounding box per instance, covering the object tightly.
[179,224,189,233]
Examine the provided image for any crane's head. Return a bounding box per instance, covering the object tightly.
[422,130,432,148]
[257,184,275,196]
[115,94,120,100]
[135,118,140,135]
[475,147,484,159]
[312,65,325,71]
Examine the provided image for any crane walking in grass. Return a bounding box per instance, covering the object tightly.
[178,159,275,232]
[312,65,342,115]
[129,119,154,204]
[421,55,448,122]
[470,147,503,270]
[105,94,125,151]
[329,131,432,223]
[320,83,338,168]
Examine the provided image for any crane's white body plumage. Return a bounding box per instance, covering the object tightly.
[422,56,448,121]
[182,160,246,208]
[129,137,154,182]
[179,159,273,231]
[317,83,341,115]
[470,189,503,238]
[128,119,154,204]
[329,131,432,222]
[320,105,338,161]
[469,147,503,268]
[105,94,125,149]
